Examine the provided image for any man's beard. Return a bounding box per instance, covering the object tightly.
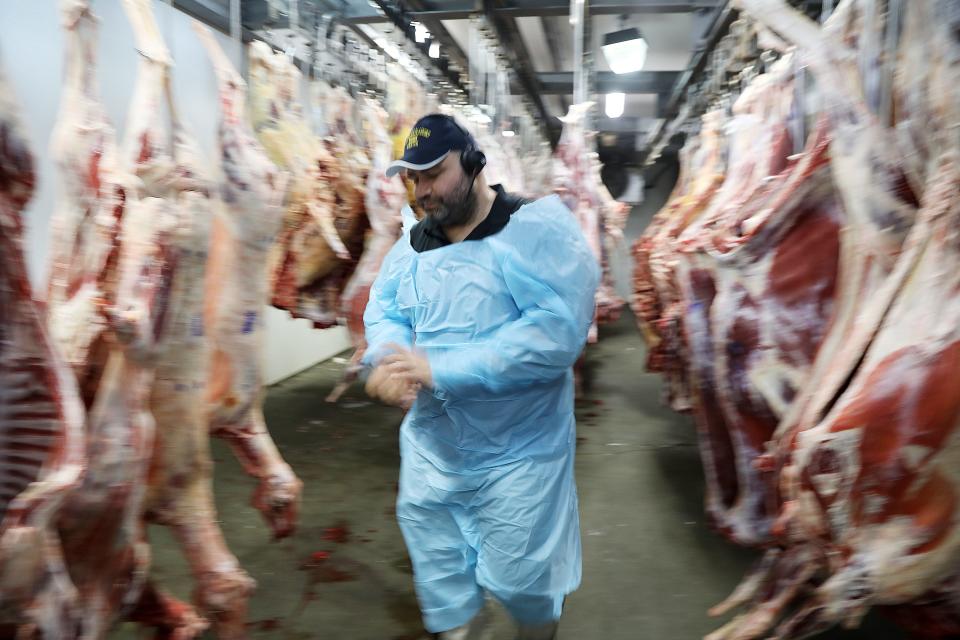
[419,173,477,227]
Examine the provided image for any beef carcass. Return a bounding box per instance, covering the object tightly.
[706,0,960,636]
[737,0,919,453]
[339,97,405,341]
[103,3,254,637]
[46,0,131,408]
[631,109,727,411]
[193,23,302,539]
[676,120,842,547]
[661,55,832,545]
[635,0,919,547]
[251,52,370,329]
[325,97,406,402]
[631,137,698,350]
[51,1,212,633]
[708,152,960,640]
[0,50,86,639]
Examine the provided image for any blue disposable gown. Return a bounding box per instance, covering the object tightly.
[363,195,600,631]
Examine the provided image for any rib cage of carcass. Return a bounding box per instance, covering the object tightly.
[630,0,960,637]
[0,47,86,639]
[553,103,626,343]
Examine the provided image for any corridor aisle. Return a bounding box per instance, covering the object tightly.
[112,316,906,639]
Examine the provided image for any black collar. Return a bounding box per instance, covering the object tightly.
[409,184,529,253]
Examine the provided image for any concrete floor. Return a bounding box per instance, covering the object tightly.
[112,316,907,640]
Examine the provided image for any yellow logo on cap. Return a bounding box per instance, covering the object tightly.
[405,127,431,150]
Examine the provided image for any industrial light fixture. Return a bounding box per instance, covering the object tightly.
[602,27,648,74]
[605,92,625,118]
[429,41,440,58]
[501,130,516,137]
[413,22,429,43]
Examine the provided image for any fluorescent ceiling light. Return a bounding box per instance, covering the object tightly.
[413,22,429,43]
[429,41,440,58]
[602,27,648,74]
[605,92,625,118]
[501,130,516,137]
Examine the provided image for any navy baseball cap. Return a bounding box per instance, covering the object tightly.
[386,114,476,177]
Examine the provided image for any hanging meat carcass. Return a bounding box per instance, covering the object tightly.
[590,151,629,324]
[56,179,179,640]
[46,0,132,408]
[324,97,406,403]
[193,23,302,541]
[250,45,370,329]
[631,135,698,353]
[704,0,960,636]
[82,3,253,637]
[253,46,346,321]
[553,102,625,342]
[676,118,842,547]
[50,0,227,634]
[339,97,405,341]
[708,155,960,640]
[0,48,86,639]
[649,51,845,546]
[294,84,371,324]
[630,0,918,549]
[631,109,727,411]
[41,1,152,635]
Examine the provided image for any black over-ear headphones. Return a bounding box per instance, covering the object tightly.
[442,115,487,177]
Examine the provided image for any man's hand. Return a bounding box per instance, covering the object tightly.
[381,347,433,389]
[365,364,419,409]
[364,344,433,409]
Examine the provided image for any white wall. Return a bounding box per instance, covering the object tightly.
[0,0,350,385]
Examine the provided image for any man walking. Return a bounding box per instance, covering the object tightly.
[364,113,599,640]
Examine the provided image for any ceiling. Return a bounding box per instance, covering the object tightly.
[344,1,724,155]
[173,0,731,165]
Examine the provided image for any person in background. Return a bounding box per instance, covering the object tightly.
[363,113,599,640]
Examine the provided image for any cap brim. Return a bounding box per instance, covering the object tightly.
[385,151,449,177]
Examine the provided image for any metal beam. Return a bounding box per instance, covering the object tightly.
[483,0,559,146]
[540,16,569,115]
[497,0,722,17]
[369,0,471,93]
[398,0,473,83]
[536,71,680,94]
[640,1,736,163]
[343,0,723,24]
[176,0,231,33]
